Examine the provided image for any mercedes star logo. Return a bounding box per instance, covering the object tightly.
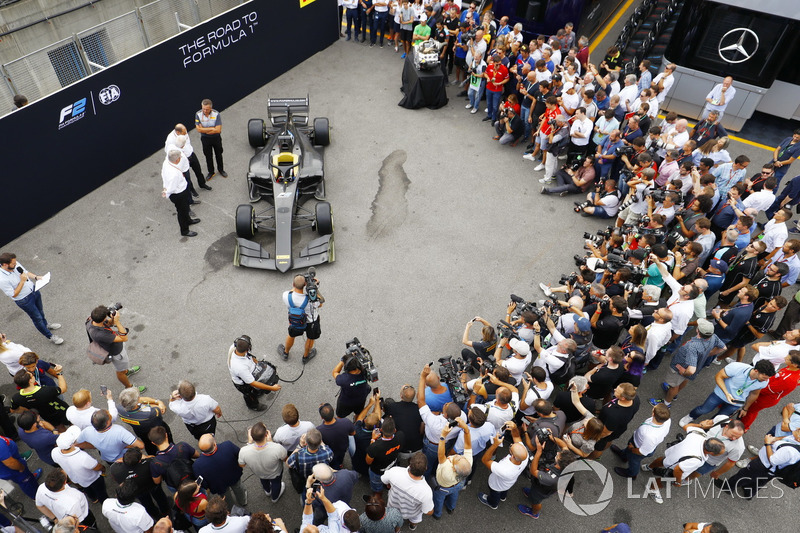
[718,28,759,64]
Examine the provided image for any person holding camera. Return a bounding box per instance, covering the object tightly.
[279,274,323,364]
[590,383,640,459]
[228,336,281,412]
[590,296,627,350]
[494,338,531,386]
[542,154,596,196]
[483,53,507,124]
[431,420,471,518]
[417,365,466,476]
[86,304,143,392]
[477,422,528,510]
[332,354,371,419]
[576,178,620,219]
[492,106,523,145]
[517,434,579,519]
[461,316,497,372]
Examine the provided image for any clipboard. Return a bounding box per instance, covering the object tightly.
[34,272,50,291]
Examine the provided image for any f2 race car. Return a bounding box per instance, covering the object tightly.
[234,97,334,272]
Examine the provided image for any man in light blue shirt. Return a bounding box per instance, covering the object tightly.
[0,253,62,344]
[712,156,751,199]
[680,360,775,426]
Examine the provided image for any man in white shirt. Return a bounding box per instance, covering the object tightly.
[36,469,93,528]
[0,253,63,344]
[760,208,791,257]
[228,336,281,411]
[66,388,118,430]
[685,416,745,480]
[611,403,671,478]
[161,149,199,237]
[643,432,725,503]
[703,76,736,120]
[651,64,676,103]
[569,107,593,151]
[484,379,519,431]
[198,495,250,533]
[273,403,317,452]
[532,331,577,382]
[478,426,528,509]
[51,426,107,503]
[495,338,532,385]
[102,481,154,533]
[418,365,466,475]
[168,380,222,440]
[166,123,211,192]
[743,177,777,213]
[380,454,434,528]
[751,329,800,370]
[618,74,639,113]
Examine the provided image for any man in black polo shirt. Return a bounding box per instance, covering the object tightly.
[116,387,172,456]
[110,447,170,519]
[10,369,68,430]
[383,385,423,454]
[590,296,627,349]
[366,417,403,496]
[148,426,198,491]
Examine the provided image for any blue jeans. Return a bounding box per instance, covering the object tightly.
[422,440,438,477]
[371,12,387,44]
[486,90,502,121]
[259,473,282,496]
[468,81,486,110]
[624,437,652,477]
[433,480,465,517]
[15,290,52,338]
[487,487,507,507]
[688,391,741,420]
[520,105,532,140]
[368,469,385,492]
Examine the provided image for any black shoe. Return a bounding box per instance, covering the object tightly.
[188,210,197,218]
[181,231,198,237]
[713,478,731,493]
[613,466,636,479]
[610,445,628,462]
[525,143,535,150]
[191,197,201,204]
[457,91,467,97]
[445,507,454,515]
[219,170,228,178]
[346,35,351,41]
[191,191,199,198]
[302,348,317,364]
[189,218,201,225]
[248,403,268,411]
[482,116,491,122]
[200,184,213,191]
[206,172,215,180]
[278,344,289,361]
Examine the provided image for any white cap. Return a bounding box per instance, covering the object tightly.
[509,338,531,357]
[56,425,81,449]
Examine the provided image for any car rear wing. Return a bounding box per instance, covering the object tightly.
[267,96,309,117]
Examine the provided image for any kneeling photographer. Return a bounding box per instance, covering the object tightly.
[461,316,498,372]
[541,154,596,196]
[332,341,373,418]
[228,335,281,412]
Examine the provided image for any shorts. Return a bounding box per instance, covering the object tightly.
[537,132,551,150]
[664,367,686,388]
[592,207,614,219]
[110,344,130,372]
[454,56,467,69]
[288,317,321,340]
[694,461,718,476]
[525,482,555,505]
[400,28,412,42]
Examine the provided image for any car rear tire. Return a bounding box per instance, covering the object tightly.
[235,204,256,238]
[248,119,266,148]
[313,117,330,147]
[315,202,333,235]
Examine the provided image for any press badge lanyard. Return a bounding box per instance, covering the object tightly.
[735,374,759,397]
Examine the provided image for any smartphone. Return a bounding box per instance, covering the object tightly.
[312,480,322,493]
[372,387,380,396]
[100,385,108,397]
[195,476,204,486]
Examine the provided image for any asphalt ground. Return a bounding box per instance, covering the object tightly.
[2,31,798,533]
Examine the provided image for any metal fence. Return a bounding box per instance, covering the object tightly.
[0,0,248,113]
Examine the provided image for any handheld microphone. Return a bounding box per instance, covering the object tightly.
[16,266,23,275]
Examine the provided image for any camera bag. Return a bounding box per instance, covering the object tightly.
[287,293,309,330]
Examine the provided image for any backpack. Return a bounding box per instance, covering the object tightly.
[160,454,194,490]
[774,443,800,489]
[287,293,309,330]
[547,354,576,386]
[85,319,111,365]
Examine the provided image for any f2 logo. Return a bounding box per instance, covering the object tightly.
[59,98,86,124]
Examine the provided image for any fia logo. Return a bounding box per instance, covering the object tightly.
[98,85,121,105]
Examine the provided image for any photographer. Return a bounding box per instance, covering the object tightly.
[532,325,576,383]
[647,192,679,226]
[417,364,466,476]
[599,267,631,298]
[541,115,572,181]
[672,242,704,284]
[674,197,714,239]
[493,338,531,386]
[279,273,324,363]
[575,178,620,219]
[467,364,518,403]
[332,352,371,418]
[542,308,592,356]
[596,129,624,179]
[228,335,281,412]
[615,167,654,227]
[86,305,143,392]
[461,316,497,372]
[542,154,596,196]
[492,106,524,145]
[589,295,627,349]
[625,285,665,326]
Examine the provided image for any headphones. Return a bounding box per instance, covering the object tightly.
[234,335,252,352]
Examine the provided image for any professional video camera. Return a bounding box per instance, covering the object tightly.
[304,267,322,303]
[344,337,378,383]
[649,188,683,204]
[496,320,520,340]
[461,28,477,41]
[435,356,471,405]
[616,144,636,158]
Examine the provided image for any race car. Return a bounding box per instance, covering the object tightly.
[234,97,334,273]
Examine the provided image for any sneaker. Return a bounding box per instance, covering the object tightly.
[206,172,216,181]
[559,191,570,197]
[679,415,694,427]
[49,335,64,345]
[736,458,750,468]
[19,450,33,461]
[137,386,148,394]
[470,108,478,114]
[369,43,374,48]
[523,153,537,161]
[380,43,384,48]
[126,366,141,376]
[661,382,670,392]
[517,505,539,519]
[711,358,722,365]
[302,348,317,364]
[47,323,61,330]
[534,163,545,171]
[538,176,553,183]
[724,357,734,364]
[401,53,406,58]
[32,468,43,480]
[408,523,417,531]
[219,170,228,178]
[477,492,497,510]
[541,186,548,195]
[465,104,472,109]
[747,445,760,455]
[271,482,286,503]
[650,491,664,504]
[649,398,671,407]
[641,462,652,472]
[277,344,289,361]
[539,283,553,297]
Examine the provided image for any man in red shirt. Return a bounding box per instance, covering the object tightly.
[740,350,800,429]
[575,36,590,72]
[484,54,509,124]
[524,97,560,172]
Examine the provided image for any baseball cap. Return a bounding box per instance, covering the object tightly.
[563,81,574,91]
[509,338,531,356]
[710,259,729,273]
[697,318,714,335]
[574,316,591,332]
[630,249,648,261]
[56,425,81,450]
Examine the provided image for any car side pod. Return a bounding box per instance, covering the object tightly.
[234,236,334,272]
